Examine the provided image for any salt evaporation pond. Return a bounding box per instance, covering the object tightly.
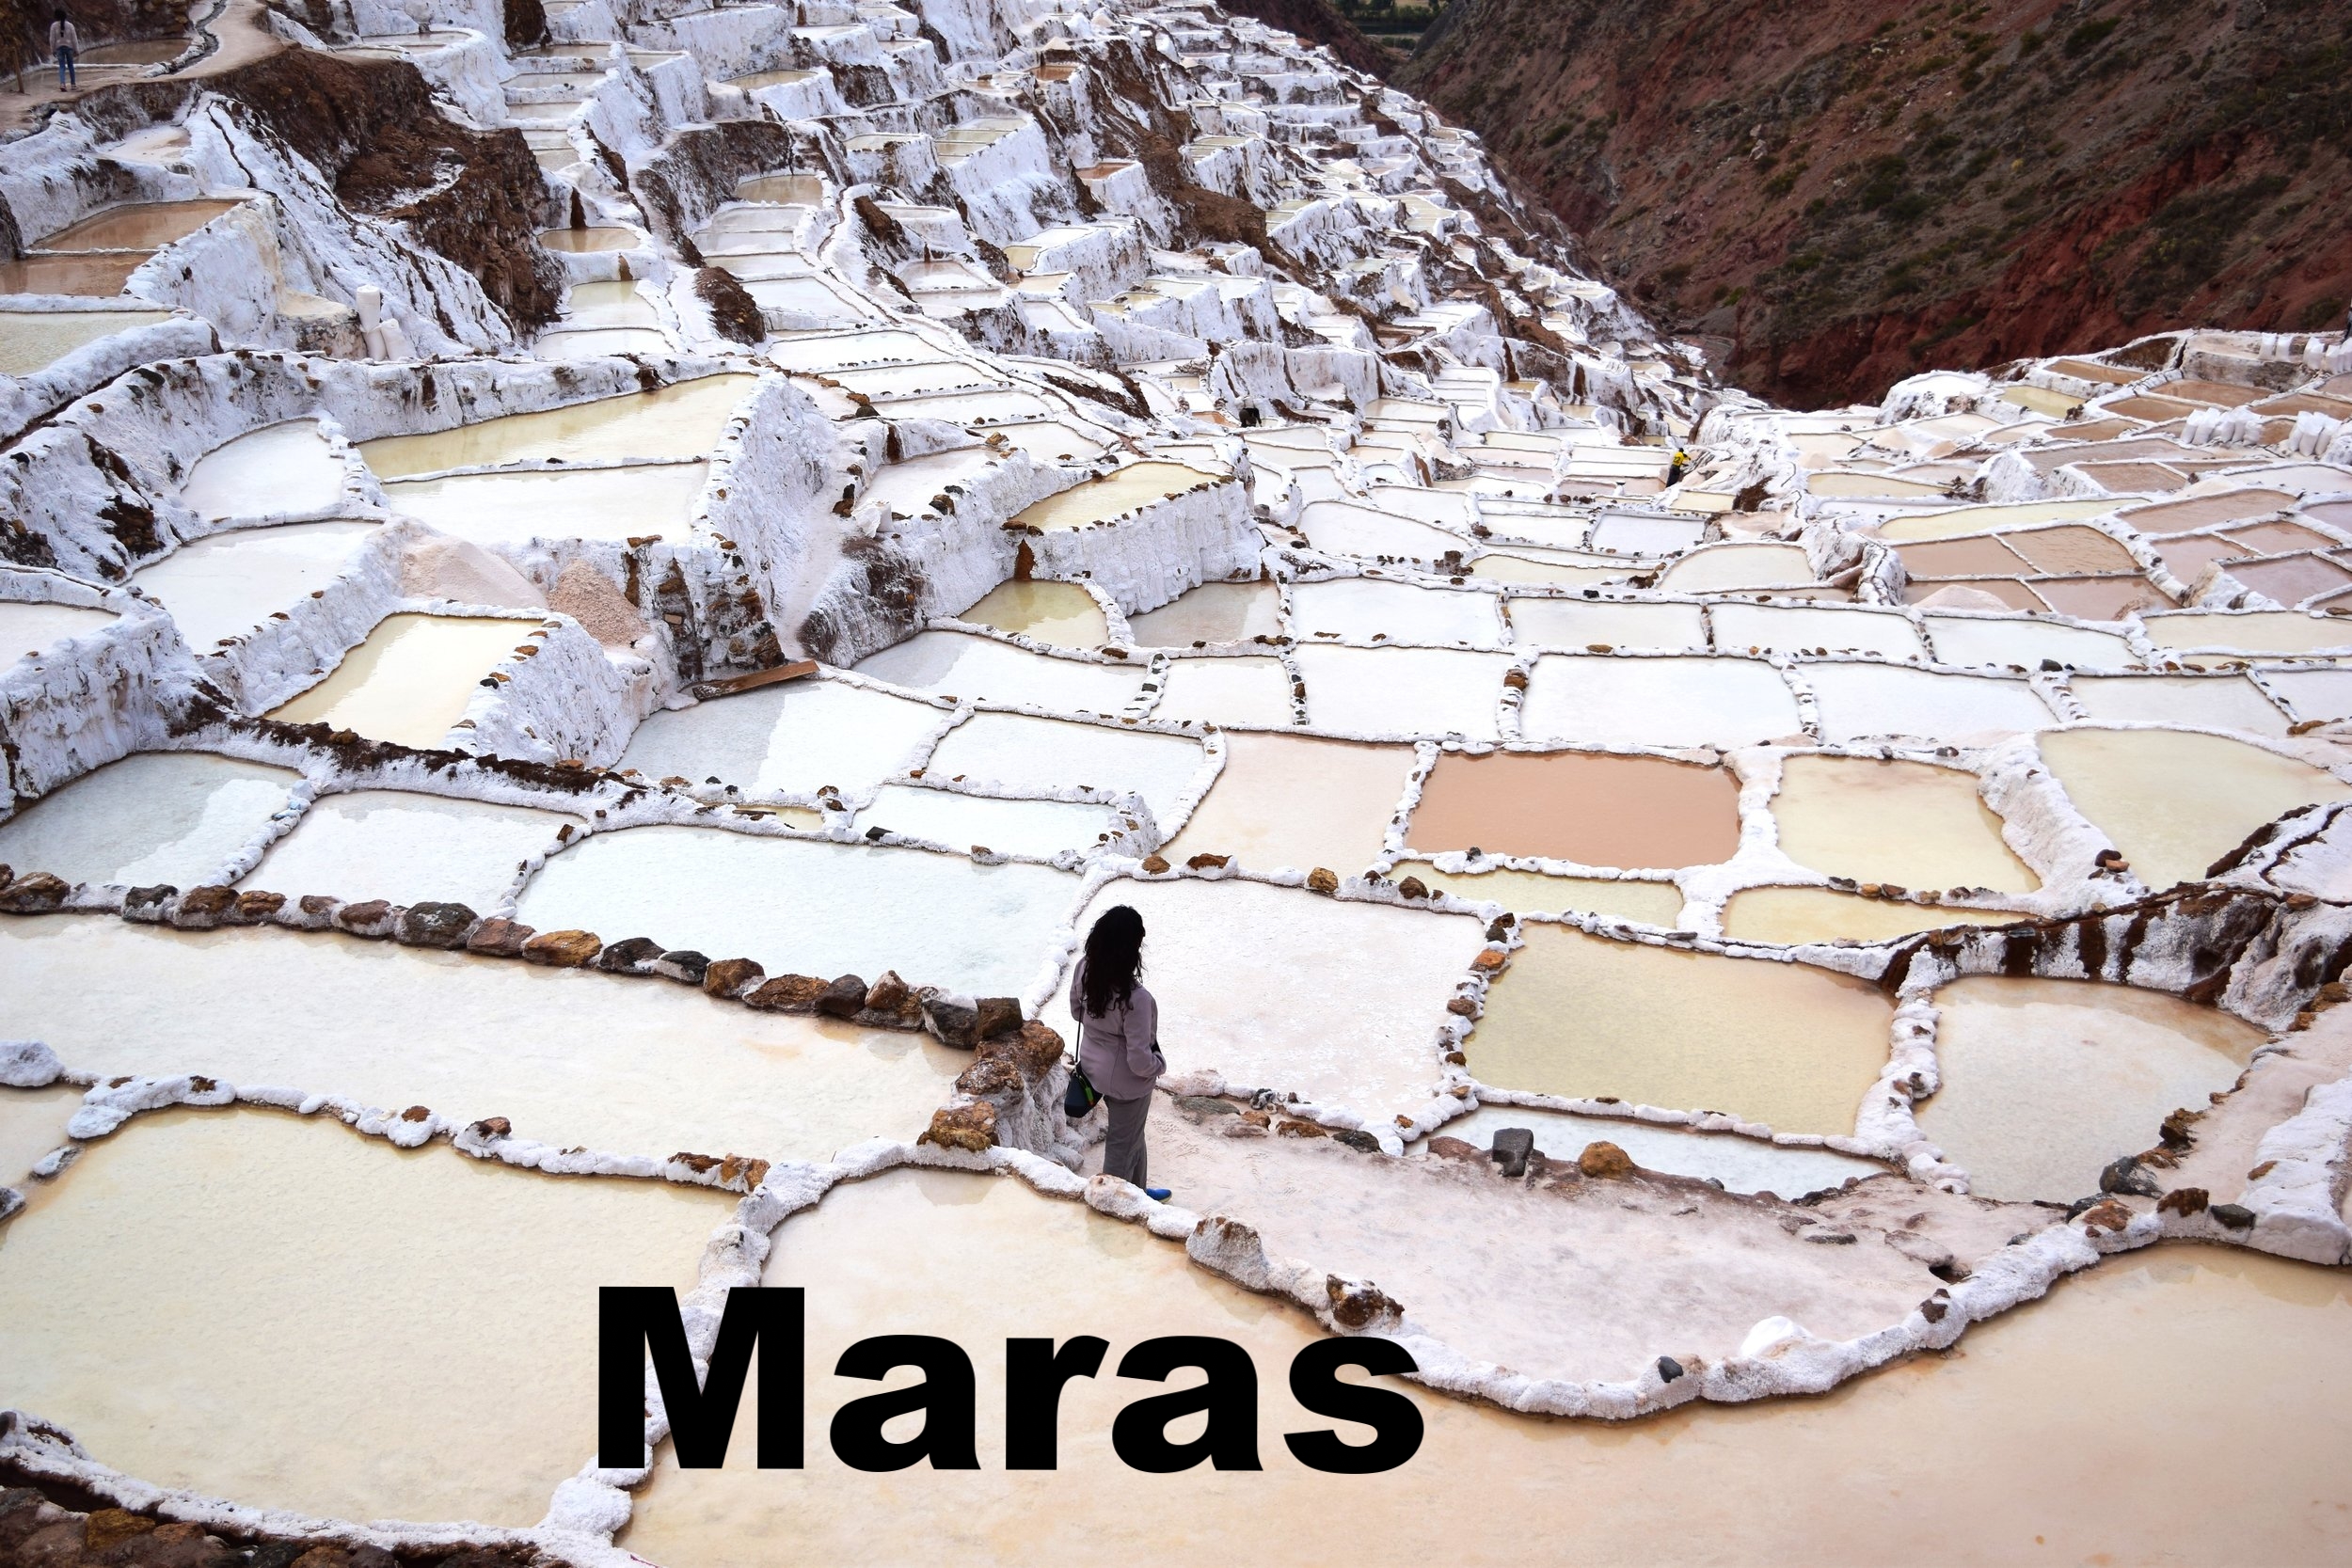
[618,677,945,798]
[1712,603,1926,659]
[1165,731,1410,874]
[1723,887,2023,945]
[1294,644,1509,738]
[1430,1102,1883,1196]
[1772,754,2037,892]
[0,919,965,1161]
[623,1178,2352,1565]
[2068,673,2291,737]
[1806,664,2054,744]
[268,612,532,747]
[357,373,755,477]
[132,521,377,647]
[956,579,1107,646]
[0,1109,723,1527]
[923,711,1203,826]
[1289,578,1503,647]
[516,826,1077,995]
[35,198,243,249]
[245,790,580,909]
[384,462,710,542]
[1394,862,1688,924]
[0,751,295,887]
[0,1084,81,1185]
[178,420,345,519]
[1,600,115,666]
[0,308,170,376]
[1152,657,1295,725]
[1505,596,1708,651]
[854,629,1143,712]
[2039,727,2352,890]
[1520,655,1800,748]
[1125,578,1282,644]
[855,783,1115,857]
[1919,613,2139,670]
[1408,749,1740,868]
[1915,976,2264,1201]
[1011,460,1221,531]
[1470,924,1894,1133]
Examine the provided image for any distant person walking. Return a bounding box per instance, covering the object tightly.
[49,10,79,90]
[1069,905,1169,1200]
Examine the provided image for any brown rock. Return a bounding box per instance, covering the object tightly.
[747,974,831,1010]
[335,898,397,939]
[82,1510,155,1552]
[1306,866,1339,895]
[2248,1160,2278,1180]
[956,1055,1022,1097]
[2156,1186,2211,1216]
[233,890,286,923]
[1446,995,1479,1017]
[919,1098,997,1152]
[1324,1275,1402,1331]
[171,885,238,928]
[1184,852,1230,870]
[1425,1135,1481,1162]
[1141,854,1171,874]
[467,917,534,957]
[520,928,602,966]
[2076,1197,2133,1235]
[1502,668,1530,689]
[974,995,1024,1039]
[1276,1117,1328,1138]
[817,974,867,1017]
[864,970,910,1012]
[1471,947,1508,972]
[704,957,766,997]
[1578,1141,1634,1179]
[397,901,477,949]
[1396,875,1428,899]
[0,871,71,913]
[1004,1020,1066,1075]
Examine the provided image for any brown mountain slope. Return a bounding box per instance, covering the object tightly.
[1397,0,2352,407]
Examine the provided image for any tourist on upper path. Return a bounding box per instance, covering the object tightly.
[49,10,79,90]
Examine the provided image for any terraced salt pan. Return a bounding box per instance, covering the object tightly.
[538,327,671,359]
[34,198,242,250]
[1293,499,1465,559]
[1124,579,1282,644]
[2039,727,2352,891]
[2139,611,2352,656]
[1920,614,2139,671]
[2068,673,2290,737]
[955,579,1107,647]
[132,522,377,648]
[518,826,1077,995]
[0,752,296,888]
[1712,604,1926,659]
[1878,499,2123,542]
[1722,888,2024,946]
[1470,924,1894,1134]
[1469,554,1632,588]
[538,226,639,252]
[1164,732,1409,875]
[0,254,143,295]
[179,420,344,520]
[618,678,944,800]
[1520,656,1800,748]
[0,1084,80,1185]
[854,784,1115,858]
[924,712,1203,827]
[1772,755,2037,893]
[1805,665,2054,745]
[1289,578,1502,646]
[1430,1104,1883,1196]
[1504,597,1707,651]
[1409,750,1740,868]
[357,374,755,478]
[0,309,170,376]
[1294,644,1509,738]
[853,630,1142,713]
[1152,657,1295,726]
[268,613,534,749]
[1588,513,1705,554]
[558,279,658,326]
[2260,667,2352,722]
[985,420,1109,464]
[1046,877,1484,1121]
[1,600,115,666]
[1657,543,1815,593]
[0,921,962,1161]
[244,791,580,910]
[859,447,1001,515]
[385,464,711,543]
[1011,460,1221,531]
[1915,976,2264,1202]
[621,1180,2352,1565]
[1394,863,1686,924]
[0,1109,723,1527]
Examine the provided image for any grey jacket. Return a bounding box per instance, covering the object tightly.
[1070,958,1164,1101]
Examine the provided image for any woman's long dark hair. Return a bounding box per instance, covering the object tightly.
[1080,905,1145,1018]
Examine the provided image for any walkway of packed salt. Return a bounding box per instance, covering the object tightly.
[4,0,2352,1558]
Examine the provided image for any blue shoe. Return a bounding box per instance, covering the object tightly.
[1145,1186,1172,1201]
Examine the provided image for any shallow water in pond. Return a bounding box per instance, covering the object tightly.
[2261,667,2352,722]
[1711,604,1926,659]
[0,1108,722,1527]
[956,580,1106,646]
[537,325,671,359]
[1391,863,1685,924]
[1656,543,1815,593]
[1294,644,1508,738]
[1151,657,1293,726]
[1920,614,2138,670]
[133,521,376,648]
[1166,731,1408,874]
[245,790,580,910]
[267,612,532,748]
[2000,525,2138,576]
[1011,461,1220,531]
[1,600,115,666]
[0,308,168,374]
[1521,656,1800,748]
[853,630,1142,714]
[1289,578,1502,647]
[518,826,1077,996]
[1409,750,1739,869]
[1503,598,1707,651]
[627,1200,2352,1563]
[179,420,344,519]
[925,711,1203,828]
[0,751,296,888]
[1470,924,1893,1134]
[1047,877,1483,1121]
[1878,499,2122,541]
[538,226,639,252]
[1431,1102,1883,1197]
[2139,610,2352,655]
[2068,673,2289,737]
[2039,727,2352,891]
[559,278,658,326]
[0,920,962,1161]
[620,678,943,800]
[358,374,755,478]
[0,1084,80,1184]
[1292,499,1474,559]
[1915,976,2263,1201]
[1806,664,2054,744]
[0,252,145,295]
[35,198,240,251]
[1125,580,1282,645]
[854,784,1115,858]
[1772,755,2036,893]
[386,463,709,543]
[1722,887,2025,946]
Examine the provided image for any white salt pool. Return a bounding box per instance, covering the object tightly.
[1152,657,1295,726]
[1289,578,1502,647]
[1656,543,1816,592]
[1520,656,1801,748]
[358,374,755,478]
[923,711,1204,827]
[1294,644,1509,738]
[1124,579,1283,645]
[1,600,116,668]
[179,420,345,520]
[1431,1102,1883,1197]
[853,783,1116,858]
[1772,754,2037,893]
[1712,603,1926,659]
[0,752,296,888]
[1920,614,2140,671]
[244,790,581,910]
[268,613,535,749]
[132,521,378,649]
[1166,731,1411,875]
[619,677,945,799]
[1506,597,1707,651]
[1806,664,2055,745]
[2067,673,2291,737]
[384,463,709,543]
[0,308,170,376]
[853,630,1143,713]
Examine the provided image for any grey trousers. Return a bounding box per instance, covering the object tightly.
[1102,1092,1152,1188]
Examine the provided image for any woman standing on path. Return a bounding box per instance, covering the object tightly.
[49,10,79,90]
[1069,905,1170,1201]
